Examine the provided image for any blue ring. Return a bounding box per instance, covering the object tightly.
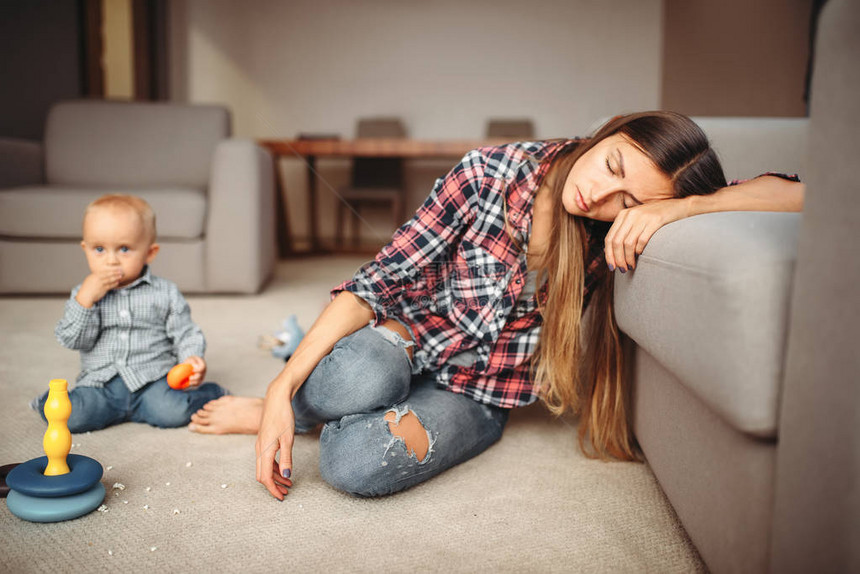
[7,483,105,523]
[6,455,103,498]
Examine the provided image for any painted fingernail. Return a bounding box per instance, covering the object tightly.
[608,263,615,272]
[282,469,291,479]
[619,267,627,273]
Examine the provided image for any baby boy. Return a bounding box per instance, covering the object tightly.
[30,194,228,432]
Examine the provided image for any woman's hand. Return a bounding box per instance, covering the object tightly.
[249,292,374,500]
[605,176,805,272]
[604,198,691,272]
[255,377,295,500]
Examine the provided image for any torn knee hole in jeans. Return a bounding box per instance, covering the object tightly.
[383,406,433,464]
[371,322,415,361]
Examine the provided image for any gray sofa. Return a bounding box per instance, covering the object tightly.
[0,100,276,294]
[615,1,858,572]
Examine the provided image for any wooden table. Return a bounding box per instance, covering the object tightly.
[258,138,513,255]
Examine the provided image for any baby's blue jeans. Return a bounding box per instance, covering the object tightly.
[31,375,227,433]
[292,323,509,497]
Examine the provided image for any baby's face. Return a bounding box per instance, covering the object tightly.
[81,206,158,287]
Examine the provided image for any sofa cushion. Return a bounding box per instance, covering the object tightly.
[614,211,801,438]
[692,117,808,181]
[0,186,207,240]
[0,239,205,294]
[45,100,229,189]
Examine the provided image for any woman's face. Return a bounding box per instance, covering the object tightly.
[561,133,674,221]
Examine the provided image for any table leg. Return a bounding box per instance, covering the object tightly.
[307,155,320,253]
[273,155,294,257]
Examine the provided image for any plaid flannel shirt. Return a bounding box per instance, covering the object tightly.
[332,141,610,408]
[333,141,800,409]
[55,266,205,391]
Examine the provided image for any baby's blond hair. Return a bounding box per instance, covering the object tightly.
[84,194,157,243]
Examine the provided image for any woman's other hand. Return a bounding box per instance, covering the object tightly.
[255,377,295,500]
[604,198,691,272]
[251,292,375,500]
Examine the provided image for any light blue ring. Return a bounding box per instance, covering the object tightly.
[7,482,105,523]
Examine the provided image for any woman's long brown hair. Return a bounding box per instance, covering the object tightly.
[533,111,727,461]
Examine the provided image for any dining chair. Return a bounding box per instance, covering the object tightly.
[335,118,407,250]
[485,118,535,139]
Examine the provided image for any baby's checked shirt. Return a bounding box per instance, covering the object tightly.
[332,141,610,409]
[55,266,205,391]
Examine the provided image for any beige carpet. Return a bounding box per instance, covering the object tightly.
[0,257,705,573]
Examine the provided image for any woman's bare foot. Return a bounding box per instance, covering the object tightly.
[188,396,263,435]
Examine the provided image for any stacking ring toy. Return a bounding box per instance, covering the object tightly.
[6,455,102,497]
[5,379,105,523]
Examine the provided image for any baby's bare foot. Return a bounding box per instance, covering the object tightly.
[188,396,263,435]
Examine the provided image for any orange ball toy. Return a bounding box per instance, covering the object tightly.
[167,363,194,390]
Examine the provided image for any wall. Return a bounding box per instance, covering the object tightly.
[168,0,663,248]
[0,1,83,140]
[662,0,812,117]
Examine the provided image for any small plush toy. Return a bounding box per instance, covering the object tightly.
[258,314,305,360]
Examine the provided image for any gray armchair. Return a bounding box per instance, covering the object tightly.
[0,100,276,294]
[614,1,858,572]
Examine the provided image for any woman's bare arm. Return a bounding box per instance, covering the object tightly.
[687,175,804,216]
[604,176,804,271]
[280,291,375,398]
[255,291,374,500]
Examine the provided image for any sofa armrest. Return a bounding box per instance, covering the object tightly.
[769,0,860,571]
[205,139,276,293]
[614,211,801,437]
[0,138,44,189]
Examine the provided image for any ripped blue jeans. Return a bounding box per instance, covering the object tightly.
[292,322,509,497]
